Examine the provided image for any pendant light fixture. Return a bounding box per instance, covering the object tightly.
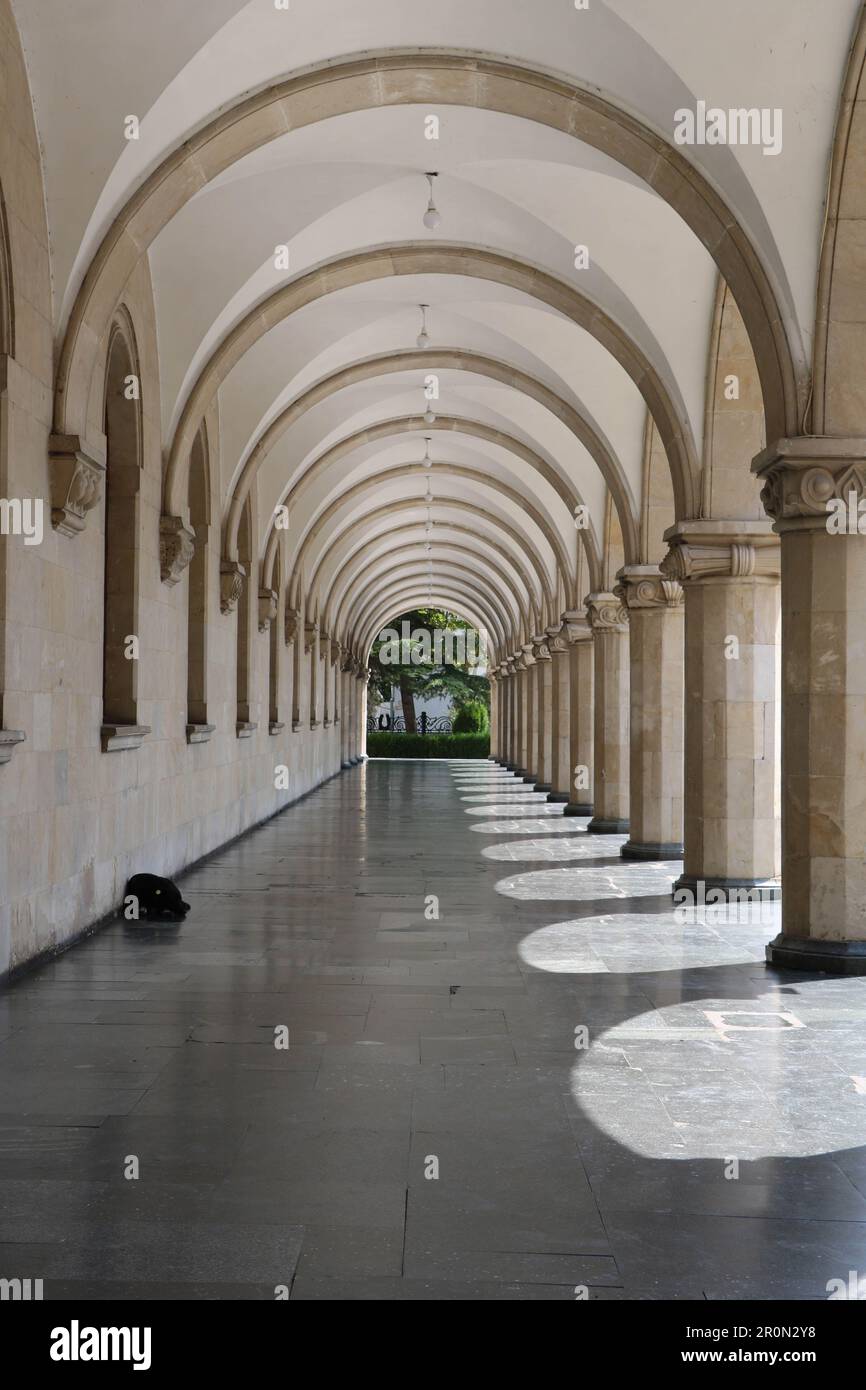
[422,172,441,230]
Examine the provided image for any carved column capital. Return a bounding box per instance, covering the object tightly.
[546,623,569,657]
[614,564,683,610]
[49,435,105,537]
[219,560,246,614]
[519,642,536,669]
[661,519,779,584]
[257,588,278,632]
[304,620,318,654]
[330,638,341,666]
[585,592,629,633]
[561,609,592,644]
[753,436,866,534]
[530,633,552,661]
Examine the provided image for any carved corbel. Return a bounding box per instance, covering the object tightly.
[258,588,278,632]
[49,435,105,537]
[160,515,195,586]
[284,606,301,645]
[304,620,318,654]
[219,560,246,615]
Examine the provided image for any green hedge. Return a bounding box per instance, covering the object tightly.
[366,732,490,759]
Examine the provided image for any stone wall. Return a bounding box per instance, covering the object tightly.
[0,1,342,975]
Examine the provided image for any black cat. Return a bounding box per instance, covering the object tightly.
[124,873,190,920]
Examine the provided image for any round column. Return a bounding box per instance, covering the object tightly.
[586,594,630,833]
[616,567,685,860]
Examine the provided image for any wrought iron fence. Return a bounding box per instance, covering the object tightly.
[367,713,453,734]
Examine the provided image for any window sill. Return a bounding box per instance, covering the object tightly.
[101,724,151,753]
[0,729,26,765]
[186,723,216,745]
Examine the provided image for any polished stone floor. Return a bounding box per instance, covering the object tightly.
[2,759,866,1300]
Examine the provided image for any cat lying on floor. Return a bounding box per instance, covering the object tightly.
[123,873,191,920]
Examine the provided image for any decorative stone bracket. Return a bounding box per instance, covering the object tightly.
[219,560,246,614]
[285,606,301,645]
[330,638,341,666]
[753,436,866,531]
[304,620,318,654]
[49,435,105,537]
[258,588,278,632]
[614,564,683,609]
[160,514,195,586]
[585,592,629,633]
[0,728,25,765]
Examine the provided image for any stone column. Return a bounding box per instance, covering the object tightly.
[507,658,520,770]
[546,624,571,802]
[562,611,595,816]
[585,593,630,833]
[755,440,866,971]
[499,663,512,766]
[531,635,553,792]
[488,670,499,761]
[341,656,354,768]
[354,668,368,761]
[615,566,685,860]
[518,648,535,779]
[661,520,780,900]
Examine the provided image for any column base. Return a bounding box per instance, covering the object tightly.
[562,802,593,817]
[621,840,684,861]
[587,816,629,834]
[520,773,537,784]
[547,791,569,803]
[765,933,866,976]
[672,873,781,902]
[511,766,526,777]
[533,781,552,793]
[341,760,353,769]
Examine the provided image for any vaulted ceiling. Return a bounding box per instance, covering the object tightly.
[13,0,859,653]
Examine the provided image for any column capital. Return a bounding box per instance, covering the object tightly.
[561,609,592,644]
[530,633,552,661]
[518,642,536,668]
[661,519,779,584]
[546,622,569,656]
[585,592,628,633]
[614,564,683,610]
[303,620,318,654]
[753,435,866,534]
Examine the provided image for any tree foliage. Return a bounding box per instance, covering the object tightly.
[368,607,490,731]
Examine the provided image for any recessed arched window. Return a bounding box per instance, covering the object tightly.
[236,498,256,736]
[101,314,147,751]
[186,425,213,742]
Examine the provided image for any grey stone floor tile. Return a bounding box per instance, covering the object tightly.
[1,759,865,1300]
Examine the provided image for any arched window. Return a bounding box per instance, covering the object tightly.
[101,315,147,751]
[186,426,213,742]
[236,498,256,737]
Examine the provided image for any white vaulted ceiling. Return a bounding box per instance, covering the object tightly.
[11,0,860,653]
